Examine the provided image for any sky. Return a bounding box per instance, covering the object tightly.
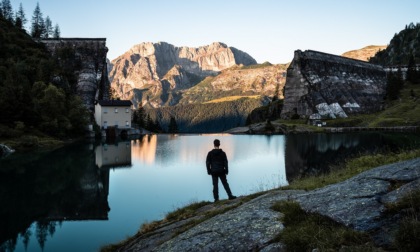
[9,0,420,63]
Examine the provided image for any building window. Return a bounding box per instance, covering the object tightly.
[104,108,108,114]
[114,108,118,113]
[126,108,129,113]
[126,121,129,127]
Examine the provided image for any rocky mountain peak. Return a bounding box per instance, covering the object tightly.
[109,42,257,107]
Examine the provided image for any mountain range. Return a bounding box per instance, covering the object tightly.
[109,41,260,108]
[108,42,385,132]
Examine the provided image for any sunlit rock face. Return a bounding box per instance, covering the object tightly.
[109,42,257,107]
[42,38,110,110]
[281,50,387,119]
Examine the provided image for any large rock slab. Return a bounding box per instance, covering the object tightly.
[122,190,302,252]
[292,158,420,246]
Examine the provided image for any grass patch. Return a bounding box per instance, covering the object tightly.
[284,149,420,191]
[165,201,212,222]
[203,95,260,104]
[271,201,374,251]
[239,62,273,69]
[385,189,420,251]
[386,189,420,213]
[394,218,420,251]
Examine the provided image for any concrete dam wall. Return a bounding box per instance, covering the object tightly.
[281,50,387,120]
[42,38,110,111]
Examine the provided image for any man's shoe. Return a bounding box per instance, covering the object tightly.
[214,199,219,203]
[229,196,237,200]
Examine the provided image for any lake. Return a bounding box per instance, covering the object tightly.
[1,132,419,252]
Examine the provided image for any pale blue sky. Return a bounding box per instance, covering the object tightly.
[10,0,420,63]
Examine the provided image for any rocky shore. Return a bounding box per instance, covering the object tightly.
[111,157,420,251]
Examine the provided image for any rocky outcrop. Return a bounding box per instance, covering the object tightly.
[109,42,257,107]
[42,38,110,110]
[292,157,420,247]
[281,50,387,119]
[115,157,420,251]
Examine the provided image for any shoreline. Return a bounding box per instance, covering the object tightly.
[102,150,420,251]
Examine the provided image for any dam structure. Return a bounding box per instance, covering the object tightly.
[281,50,387,120]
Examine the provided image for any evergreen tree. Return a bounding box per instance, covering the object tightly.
[386,69,404,100]
[14,3,26,29]
[154,118,163,132]
[406,54,419,84]
[168,116,178,133]
[43,16,52,38]
[133,105,146,129]
[31,2,44,38]
[272,83,280,102]
[1,0,13,22]
[145,114,153,130]
[53,23,60,38]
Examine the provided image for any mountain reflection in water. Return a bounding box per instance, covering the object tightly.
[285,132,419,180]
[1,133,419,252]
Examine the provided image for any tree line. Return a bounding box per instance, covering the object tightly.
[385,55,420,101]
[370,22,420,66]
[137,98,264,133]
[0,1,60,38]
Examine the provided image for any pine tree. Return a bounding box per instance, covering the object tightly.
[386,69,404,100]
[406,54,419,84]
[43,16,52,38]
[1,0,13,22]
[154,119,163,132]
[15,3,26,29]
[168,116,178,133]
[134,106,145,129]
[31,2,44,38]
[53,24,60,38]
[145,114,153,130]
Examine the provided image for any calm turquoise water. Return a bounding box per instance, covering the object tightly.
[1,133,419,252]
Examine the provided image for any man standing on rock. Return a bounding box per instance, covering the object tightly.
[206,139,237,202]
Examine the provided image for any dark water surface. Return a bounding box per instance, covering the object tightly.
[1,133,419,252]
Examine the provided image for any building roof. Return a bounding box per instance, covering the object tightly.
[96,100,132,107]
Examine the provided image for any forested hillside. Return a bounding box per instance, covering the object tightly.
[145,97,264,133]
[0,16,88,139]
[369,22,420,65]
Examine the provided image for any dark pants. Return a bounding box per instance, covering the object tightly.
[212,173,233,200]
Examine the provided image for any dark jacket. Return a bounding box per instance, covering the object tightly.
[206,148,228,175]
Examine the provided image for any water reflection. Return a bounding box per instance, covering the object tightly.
[1,133,419,251]
[285,132,420,180]
[0,142,112,251]
[95,141,132,169]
